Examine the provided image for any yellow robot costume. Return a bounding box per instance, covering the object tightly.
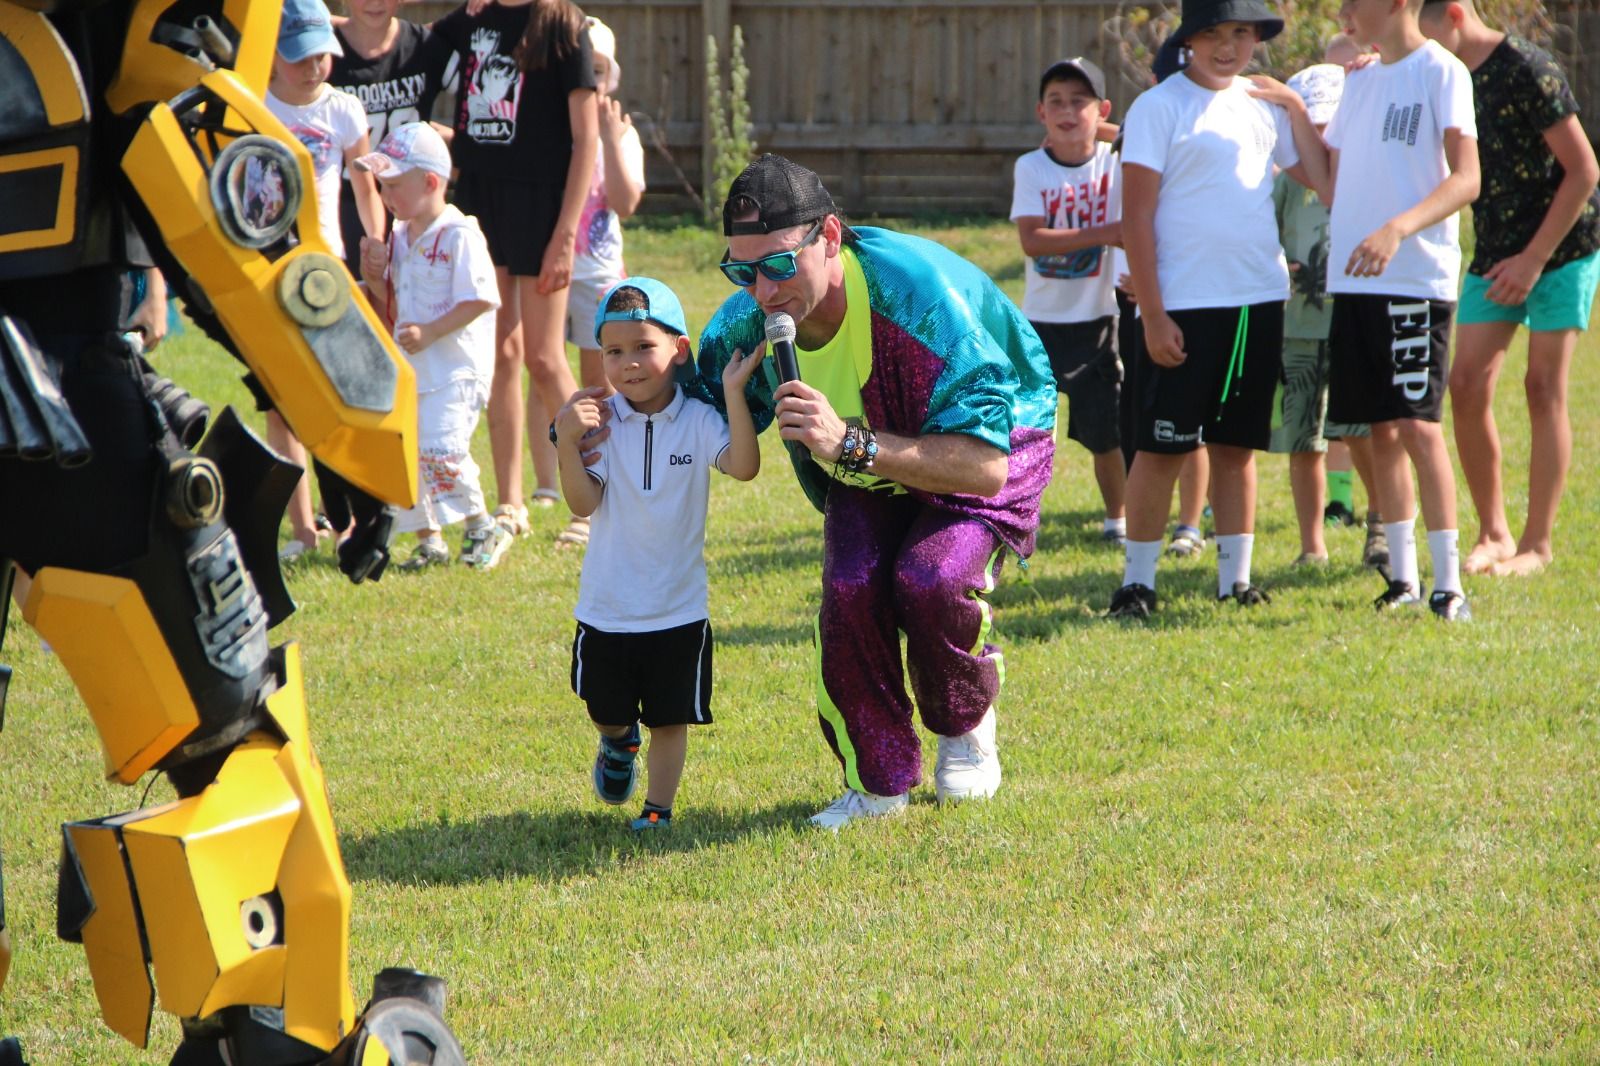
[0,1,461,1063]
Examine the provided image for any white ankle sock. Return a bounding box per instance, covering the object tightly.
[1216,533,1254,597]
[1384,518,1418,593]
[1124,539,1161,589]
[1427,528,1461,594]
[1104,516,1127,536]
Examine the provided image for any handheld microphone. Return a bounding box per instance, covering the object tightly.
[764,311,801,386]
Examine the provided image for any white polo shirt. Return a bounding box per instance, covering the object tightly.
[574,388,733,632]
[387,204,500,392]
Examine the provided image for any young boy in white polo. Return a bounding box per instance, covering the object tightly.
[355,122,511,571]
[1011,57,1126,545]
[554,279,761,831]
[1325,0,1480,620]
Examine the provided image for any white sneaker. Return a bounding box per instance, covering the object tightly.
[808,789,909,831]
[935,707,1001,804]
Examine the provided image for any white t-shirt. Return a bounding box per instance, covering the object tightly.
[1121,74,1300,311]
[1010,144,1121,323]
[573,127,646,284]
[1325,41,1478,301]
[266,84,368,257]
[386,205,501,393]
[575,389,733,632]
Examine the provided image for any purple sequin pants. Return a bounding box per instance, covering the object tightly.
[816,487,1006,797]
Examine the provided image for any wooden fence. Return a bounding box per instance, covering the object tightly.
[408,0,1600,218]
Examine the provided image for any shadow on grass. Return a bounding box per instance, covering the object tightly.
[715,619,813,646]
[342,801,818,886]
[1032,506,1130,555]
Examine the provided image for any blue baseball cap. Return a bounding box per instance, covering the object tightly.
[593,277,689,346]
[278,0,343,63]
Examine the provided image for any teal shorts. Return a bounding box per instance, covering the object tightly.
[1458,248,1600,331]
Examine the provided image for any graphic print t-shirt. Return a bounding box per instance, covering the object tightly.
[1274,172,1333,339]
[1466,34,1600,276]
[1325,41,1477,300]
[430,4,596,181]
[332,21,442,148]
[1010,143,1121,323]
[265,84,368,257]
[573,127,646,283]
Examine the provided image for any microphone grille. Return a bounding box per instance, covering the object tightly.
[764,311,797,344]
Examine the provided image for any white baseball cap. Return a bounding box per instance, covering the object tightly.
[352,122,452,181]
[1287,63,1345,125]
[586,17,621,93]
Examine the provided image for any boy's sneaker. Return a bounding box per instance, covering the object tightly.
[460,522,513,570]
[1106,583,1156,619]
[935,707,1001,803]
[1428,590,1471,622]
[1324,501,1358,527]
[592,725,640,806]
[1362,524,1391,578]
[1373,579,1420,611]
[396,539,450,571]
[1220,582,1271,606]
[1166,527,1206,558]
[630,810,671,831]
[808,789,908,831]
[1100,528,1126,549]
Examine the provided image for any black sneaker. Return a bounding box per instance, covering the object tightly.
[591,724,641,805]
[1323,501,1358,528]
[1363,523,1391,579]
[1107,583,1156,619]
[1220,582,1271,606]
[1373,579,1420,610]
[1428,589,1472,622]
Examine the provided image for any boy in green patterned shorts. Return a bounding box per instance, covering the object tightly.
[1269,62,1388,573]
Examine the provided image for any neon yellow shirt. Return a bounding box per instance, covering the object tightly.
[796,247,899,492]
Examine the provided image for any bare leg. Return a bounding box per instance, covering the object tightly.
[266,411,318,549]
[1496,327,1578,575]
[1343,434,1381,522]
[1366,421,1416,525]
[1092,448,1127,521]
[1177,447,1210,530]
[643,724,689,810]
[1289,450,1327,558]
[1125,450,1189,542]
[516,276,579,421]
[1206,444,1256,537]
[1397,418,1457,533]
[577,346,611,394]
[1449,320,1519,572]
[524,378,560,499]
[487,267,525,511]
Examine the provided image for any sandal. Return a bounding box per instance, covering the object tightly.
[493,503,531,537]
[1166,527,1206,558]
[530,487,561,509]
[555,514,590,548]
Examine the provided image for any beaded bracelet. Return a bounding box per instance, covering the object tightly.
[837,425,879,475]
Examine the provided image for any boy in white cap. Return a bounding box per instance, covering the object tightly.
[356,123,511,571]
[1268,63,1384,571]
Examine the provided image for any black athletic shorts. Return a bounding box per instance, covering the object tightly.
[571,619,714,729]
[1031,317,1121,455]
[1327,294,1454,424]
[1133,301,1284,454]
[452,172,563,277]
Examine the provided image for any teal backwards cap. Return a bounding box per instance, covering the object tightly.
[594,277,689,346]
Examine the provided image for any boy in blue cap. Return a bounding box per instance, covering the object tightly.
[554,278,762,830]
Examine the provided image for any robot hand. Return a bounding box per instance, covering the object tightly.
[314,459,396,584]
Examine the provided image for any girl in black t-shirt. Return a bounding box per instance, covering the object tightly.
[430,0,598,536]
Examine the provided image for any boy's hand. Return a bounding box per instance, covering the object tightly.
[1246,75,1301,113]
[556,395,605,447]
[1344,52,1379,75]
[1142,311,1186,367]
[359,236,388,283]
[1483,250,1544,305]
[1346,223,1402,277]
[722,343,767,393]
[395,322,434,354]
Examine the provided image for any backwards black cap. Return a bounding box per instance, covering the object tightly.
[722,154,840,236]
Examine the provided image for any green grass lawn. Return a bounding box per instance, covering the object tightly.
[1,218,1597,1063]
